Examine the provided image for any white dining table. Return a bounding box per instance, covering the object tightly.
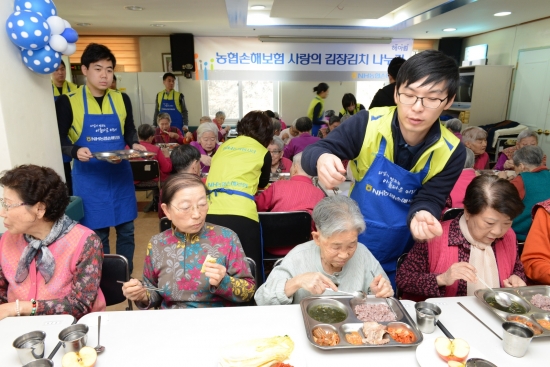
[1,314,75,367]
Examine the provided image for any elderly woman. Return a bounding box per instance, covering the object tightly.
[190,122,220,173]
[507,146,550,241]
[255,196,392,305]
[137,124,173,181]
[269,136,292,174]
[206,110,273,272]
[494,129,547,171]
[0,165,105,320]
[445,148,476,210]
[462,126,489,170]
[213,111,231,140]
[522,198,550,284]
[279,118,299,145]
[154,112,192,145]
[396,175,526,300]
[445,118,463,140]
[318,116,341,139]
[123,174,255,308]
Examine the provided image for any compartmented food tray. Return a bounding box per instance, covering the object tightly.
[474,285,550,338]
[93,150,155,163]
[300,296,423,350]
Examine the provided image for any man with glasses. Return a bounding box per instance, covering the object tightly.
[302,50,466,287]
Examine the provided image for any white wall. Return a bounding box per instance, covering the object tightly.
[0,2,65,232]
[139,37,171,72]
[177,78,202,127]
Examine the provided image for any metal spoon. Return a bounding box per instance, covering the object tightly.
[94,315,105,354]
[476,276,512,308]
[325,288,367,300]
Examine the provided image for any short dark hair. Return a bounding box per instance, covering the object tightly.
[237,111,273,147]
[81,43,116,68]
[295,116,313,132]
[329,116,341,125]
[161,173,206,206]
[463,175,524,220]
[171,145,201,174]
[163,73,176,81]
[396,50,459,100]
[341,93,357,109]
[388,57,406,79]
[264,110,275,118]
[60,60,66,67]
[137,124,155,141]
[0,165,69,222]
[112,74,117,81]
[313,82,329,94]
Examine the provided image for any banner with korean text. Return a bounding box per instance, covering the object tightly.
[193,37,413,81]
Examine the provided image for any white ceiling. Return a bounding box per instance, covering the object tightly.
[52,0,550,40]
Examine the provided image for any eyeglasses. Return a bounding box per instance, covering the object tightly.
[396,91,448,109]
[0,198,29,212]
[170,202,208,214]
[268,150,282,154]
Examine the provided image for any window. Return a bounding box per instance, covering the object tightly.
[356,81,387,109]
[204,80,278,121]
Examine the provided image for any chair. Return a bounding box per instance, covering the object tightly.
[159,217,172,232]
[100,254,133,310]
[442,208,464,221]
[517,241,525,257]
[259,211,312,262]
[395,252,408,300]
[273,258,284,268]
[130,160,160,212]
[245,257,257,287]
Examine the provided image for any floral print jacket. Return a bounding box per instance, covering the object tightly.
[137,223,255,309]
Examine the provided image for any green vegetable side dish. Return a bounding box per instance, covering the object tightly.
[308,305,347,323]
[486,297,526,314]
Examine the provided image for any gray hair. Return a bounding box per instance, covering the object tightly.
[445,118,462,133]
[464,148,475,169]
[340,114,352,124]
[271,118,281,133]
[197,122,219,142]
[513,145,543,168]
[199,116,212,123]
[215,111,226,119]
[461,126,487,144]
[517,129,538,144]
[157,112,171,123]
[313,196,366,238]
[291,118,298,128]
[291,152,308,176]
[270,136,285,151]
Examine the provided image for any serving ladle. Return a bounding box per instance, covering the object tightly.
[94,315,105,354]
[476,276,512,308]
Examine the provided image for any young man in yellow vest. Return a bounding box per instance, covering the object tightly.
[153,72,189,132]
[56,43,145,274]
[302,50,466,287]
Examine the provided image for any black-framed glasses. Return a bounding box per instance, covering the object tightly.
[0,198,29,212]
[396,91,448,109]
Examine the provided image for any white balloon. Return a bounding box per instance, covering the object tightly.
[64,42,76,56]
[49,34,68,53]
[63,19,71,29]
[46,15,65,35]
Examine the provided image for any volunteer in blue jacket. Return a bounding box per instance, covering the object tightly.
[302,50,466,287]
[56,43,145,274]
[153,73,189,132]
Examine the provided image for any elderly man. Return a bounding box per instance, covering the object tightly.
[507,146,550,241]
[255,196,393,305]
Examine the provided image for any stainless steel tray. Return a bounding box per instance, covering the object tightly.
[300,296,423,350]
[474,285,550,338]
[94,150,155,163]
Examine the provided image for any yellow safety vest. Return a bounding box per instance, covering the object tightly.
[339,103,362,116]
[349,106,460,189]
[206,136,267,222]
[156,90,183,114]
[52,80,78,98]
[67,86,127,143]
[307,96,325,121]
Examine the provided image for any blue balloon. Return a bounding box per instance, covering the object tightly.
[21,45,61,74]
[5,11,51,50]
[14,0,57,18]
[60,27,78,44]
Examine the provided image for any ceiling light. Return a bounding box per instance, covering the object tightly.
[124,6,144,11]
[76,23,91,27]
[443,28,457,32]
[494,11,511,17]
[250,5,265,10]
[150,24,165,27]
[258,36,392,44]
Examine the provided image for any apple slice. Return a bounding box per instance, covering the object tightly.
[435,336,470,363]
[61,346,97,367]
[448,361,465,367]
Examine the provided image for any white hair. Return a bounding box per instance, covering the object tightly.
[464,148,475,168]
[197,122,219,142]
[517,129,538,144]
[513,146,543,168]
[313,196,366,238]
[271,136,284,151]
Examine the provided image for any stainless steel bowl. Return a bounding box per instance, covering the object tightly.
[13,330,46,365]
[58,324,88,353]
[94,152,122,164]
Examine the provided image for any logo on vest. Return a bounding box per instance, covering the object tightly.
[366,184,372,192]
[371,115,382,121]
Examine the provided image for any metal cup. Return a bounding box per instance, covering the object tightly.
[23,359,54,367]
[415,302,441,334]
[13,330,46,365]
[502,322,533,357]
[58,324,88,353]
